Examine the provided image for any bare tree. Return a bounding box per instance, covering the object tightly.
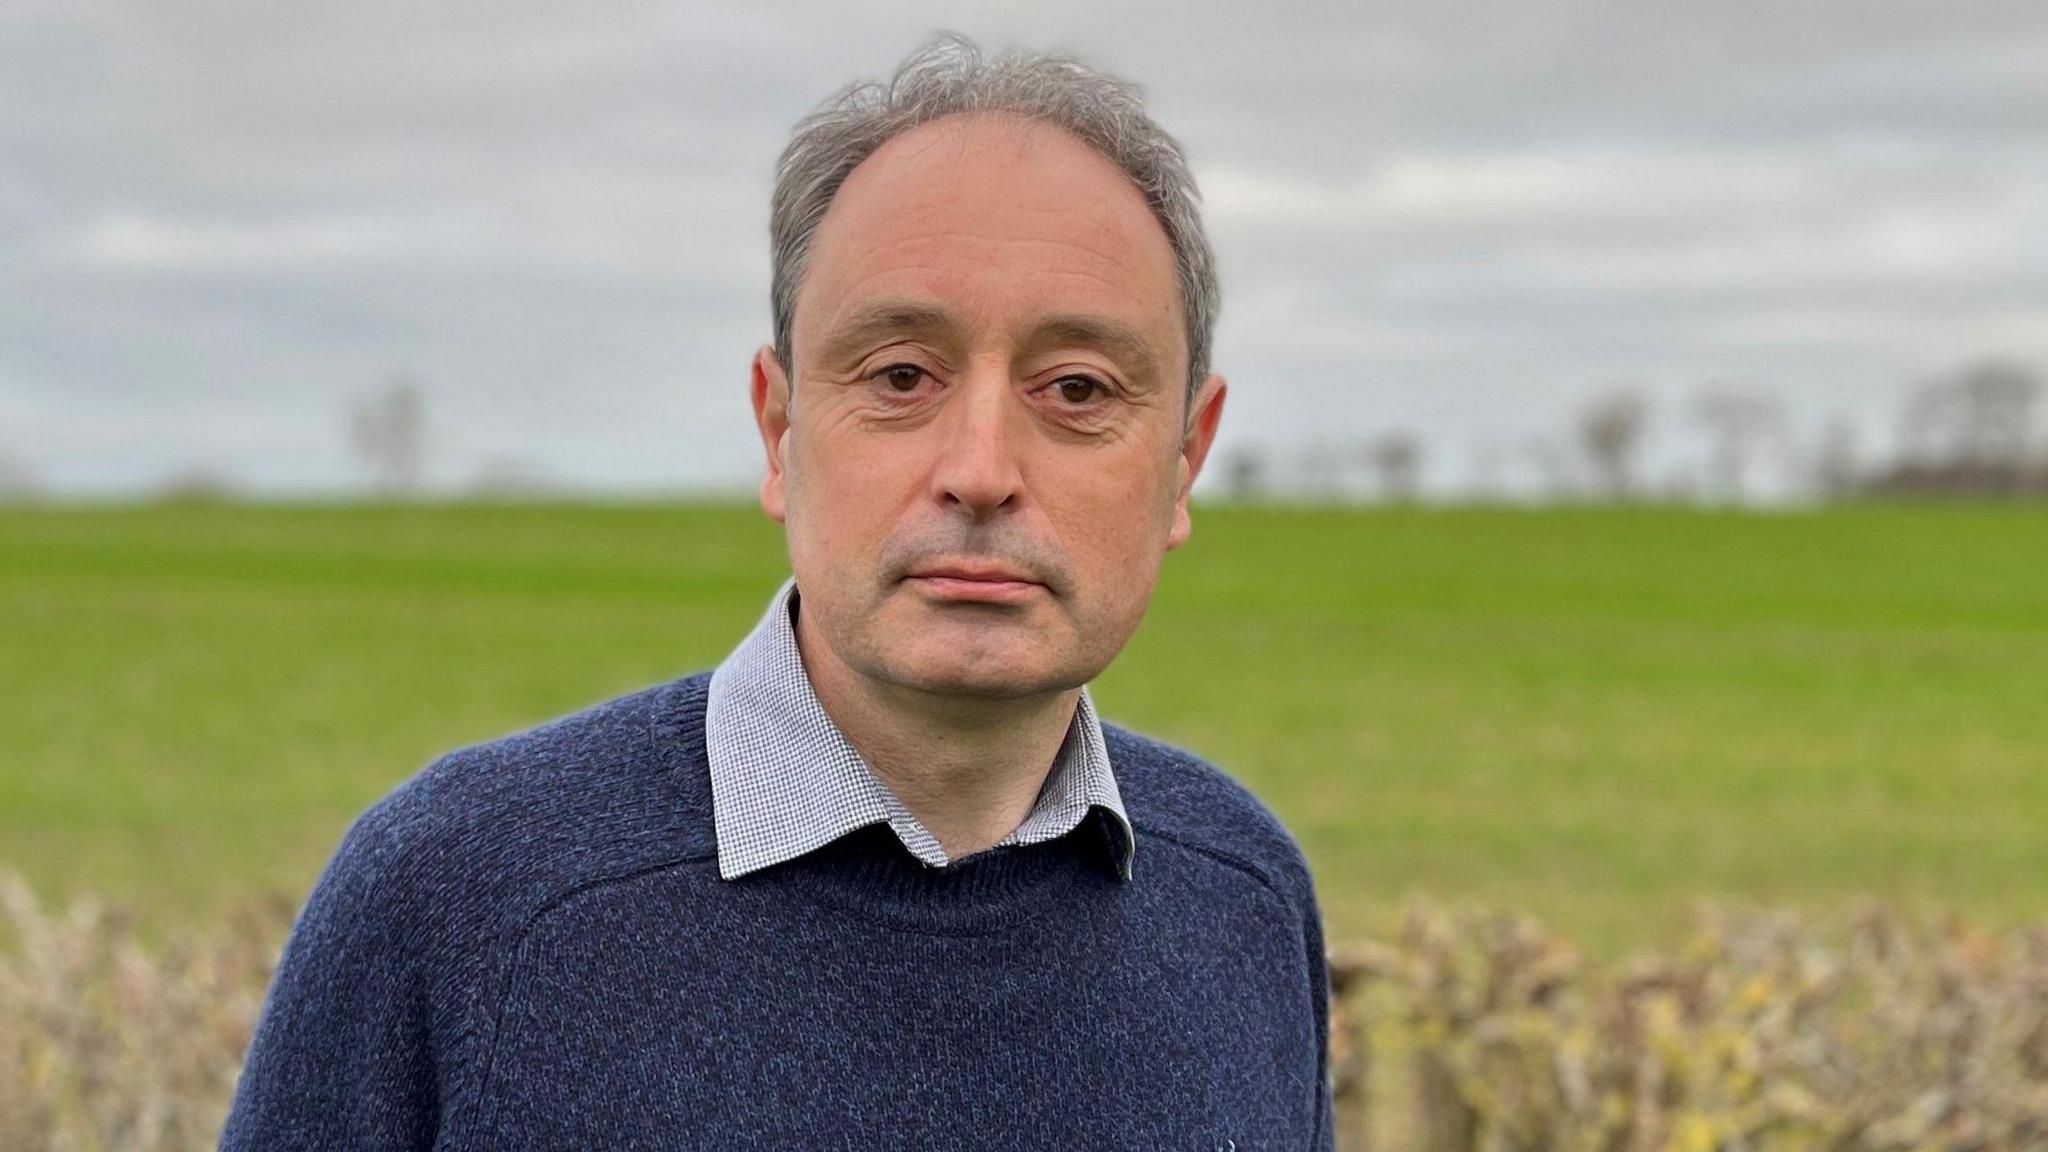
[1812,414,1860,503]
[1692,382,1785,503]
[0,445,39,505]
[1865,359,2047,498]
[1219,446,1268,503]
[155,465,235,504]
[1359,432,1423,503]
[1899,359,2040,471]
[350,375,426,496]
[1575,386,1651,502]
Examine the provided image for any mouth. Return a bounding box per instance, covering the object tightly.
[904,563,1046,604]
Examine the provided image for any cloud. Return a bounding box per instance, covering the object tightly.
[2,0,2045,495]
[66,211,500,272]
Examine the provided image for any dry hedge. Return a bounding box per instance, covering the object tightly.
[4,871,2046,1151]
[1329,904,2048,1151]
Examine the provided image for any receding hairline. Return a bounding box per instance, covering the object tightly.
[852,108,1142,177]
[789,111,1186,380]
[767,33,1220,408]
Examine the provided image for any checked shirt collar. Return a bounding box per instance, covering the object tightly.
[704,576,1135,883]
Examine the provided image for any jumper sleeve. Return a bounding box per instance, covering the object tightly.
[1297,862,1338,1152]
[218,800,444,1151]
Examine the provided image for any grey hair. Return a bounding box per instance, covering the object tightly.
[769,32,1220,412]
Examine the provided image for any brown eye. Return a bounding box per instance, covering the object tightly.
[1054,377,1103,404]
[878,365,926,392]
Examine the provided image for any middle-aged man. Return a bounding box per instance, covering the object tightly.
[222,33,1336,1151]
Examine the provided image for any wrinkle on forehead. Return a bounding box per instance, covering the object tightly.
[793,112,1185,383]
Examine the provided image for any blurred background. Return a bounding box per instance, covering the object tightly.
[6,0,2047,504]
[3,2,2047,1146]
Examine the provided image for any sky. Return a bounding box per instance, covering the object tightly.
[3,0,2045,499]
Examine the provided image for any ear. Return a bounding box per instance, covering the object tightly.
[1166,373,1227,551]
[750,345,793,524]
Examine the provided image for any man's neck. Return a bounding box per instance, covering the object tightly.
[792,601,1079,863]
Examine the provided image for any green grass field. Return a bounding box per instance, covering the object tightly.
[3,501,2044,954]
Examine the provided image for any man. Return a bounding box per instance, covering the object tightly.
[222,33,1335,1150]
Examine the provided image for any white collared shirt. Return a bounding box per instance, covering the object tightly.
[704,576,1135,882]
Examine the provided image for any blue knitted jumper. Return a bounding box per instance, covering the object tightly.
[219,670,1336,1150]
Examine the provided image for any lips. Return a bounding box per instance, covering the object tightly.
[908,561,1040,585]
[904,561,1047,603]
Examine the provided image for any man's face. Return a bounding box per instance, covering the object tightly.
[749,112,1225,702]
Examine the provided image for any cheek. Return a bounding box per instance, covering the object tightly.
[786,426,912,559]
[1050,456,1176,577]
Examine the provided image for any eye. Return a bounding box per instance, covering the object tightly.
[1050,375,1109,405]
[871,363,932,395]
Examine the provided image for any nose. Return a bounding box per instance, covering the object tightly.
[930,361,1024,522]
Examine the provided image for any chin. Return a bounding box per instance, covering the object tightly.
[875,642,1075,700]
[889,660,1052,700]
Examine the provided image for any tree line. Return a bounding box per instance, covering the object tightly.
[1215,357,2048,505]
[1,357,2039,506]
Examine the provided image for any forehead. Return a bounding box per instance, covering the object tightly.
[795,112,1184,369]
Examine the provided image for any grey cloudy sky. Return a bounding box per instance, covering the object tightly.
[4,0,2045,497]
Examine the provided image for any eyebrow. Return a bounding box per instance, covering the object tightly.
[813,302,958,368]
[812,301,1165,392]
